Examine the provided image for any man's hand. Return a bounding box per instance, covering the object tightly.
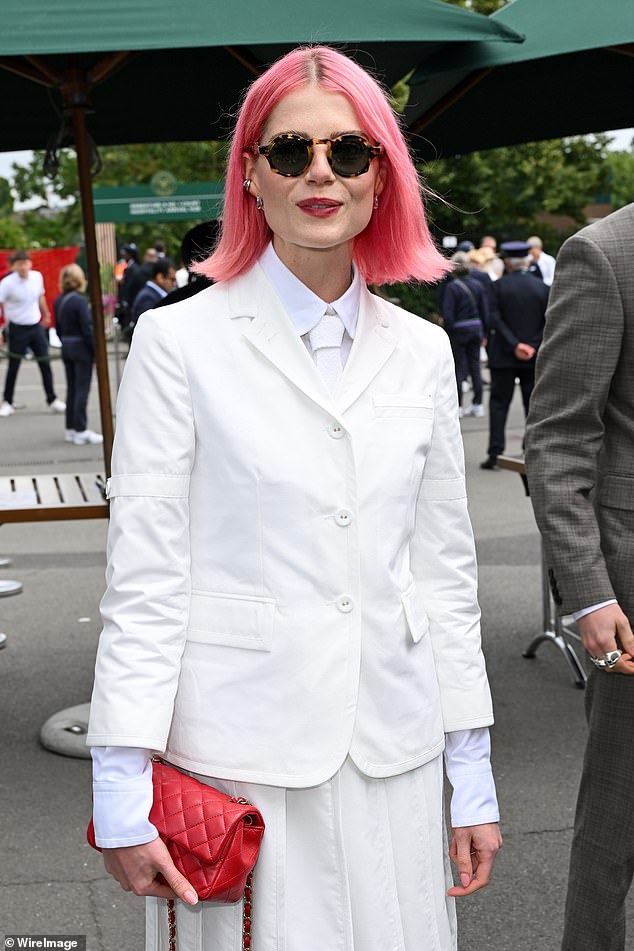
[447,822,502,897]
[103,837,198,904]
[514,342,536,361]
[577,603,634,675]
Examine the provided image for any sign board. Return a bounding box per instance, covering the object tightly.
[92,180,224,224]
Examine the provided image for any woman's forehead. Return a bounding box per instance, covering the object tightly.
[261,85,362,139]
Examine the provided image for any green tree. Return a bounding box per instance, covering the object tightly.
[421,135,611,249]
[0,216,29,249]
[605,150,634,210]
[0,178,14,217]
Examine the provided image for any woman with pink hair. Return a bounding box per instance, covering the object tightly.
[87,45,501,951]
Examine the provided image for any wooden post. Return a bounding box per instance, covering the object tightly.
[63,68,114,477]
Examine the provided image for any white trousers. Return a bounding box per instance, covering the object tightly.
[146,754,456,951]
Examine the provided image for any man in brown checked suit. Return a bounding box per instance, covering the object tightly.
[525,202,634,951]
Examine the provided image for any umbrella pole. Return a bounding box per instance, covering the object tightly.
[66,75,114,478]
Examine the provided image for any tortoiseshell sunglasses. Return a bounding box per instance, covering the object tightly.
[255,133,382,178]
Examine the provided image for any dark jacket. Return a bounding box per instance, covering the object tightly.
[487,270,549,369]
[441,275,489,336]
[131,283,163,324]
[54,291,94,355]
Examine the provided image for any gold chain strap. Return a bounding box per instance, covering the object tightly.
[166,873,254,951]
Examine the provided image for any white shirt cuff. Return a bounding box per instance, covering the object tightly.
[92,731,500,842]
[572,599,617,621]
[91,746,159,848]
[444,728,500,827]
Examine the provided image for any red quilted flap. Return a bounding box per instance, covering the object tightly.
[149,760,263,865]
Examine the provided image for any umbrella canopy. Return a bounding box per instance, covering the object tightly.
[0,0,523,151]
[405,0,634,157]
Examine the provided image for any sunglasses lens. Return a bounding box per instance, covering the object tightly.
[331,136,371,176]
[268,137,310,176]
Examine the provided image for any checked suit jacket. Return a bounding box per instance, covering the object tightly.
[525,202,634,622]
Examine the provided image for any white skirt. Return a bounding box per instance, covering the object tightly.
[146,754,456,951]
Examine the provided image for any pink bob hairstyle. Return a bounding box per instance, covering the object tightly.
[194,46,450,287]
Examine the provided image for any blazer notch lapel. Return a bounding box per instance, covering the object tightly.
[337,289,398,414]
[238,265,346,423]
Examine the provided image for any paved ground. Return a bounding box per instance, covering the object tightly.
[0,353,629,949]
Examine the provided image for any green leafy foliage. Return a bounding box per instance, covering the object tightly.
[421,136,612,249]
[605,148,634,210]
[0,215,29,249]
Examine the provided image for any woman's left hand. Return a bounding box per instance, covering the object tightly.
[447,822,502,897]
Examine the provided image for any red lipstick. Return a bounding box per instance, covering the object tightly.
[296,197,342,218]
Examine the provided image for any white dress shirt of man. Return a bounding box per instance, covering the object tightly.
[0,251,65,417]
[527,235,556,286]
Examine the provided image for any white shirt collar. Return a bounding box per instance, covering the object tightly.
[259,242,360,339]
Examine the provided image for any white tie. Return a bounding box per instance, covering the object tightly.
[308,306,345,392]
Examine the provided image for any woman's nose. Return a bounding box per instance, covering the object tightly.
[306,144,335,183]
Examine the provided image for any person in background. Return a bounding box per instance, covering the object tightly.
[130,258,177,327]
[116,243,140,329]
[154,240,167,259]
[54,263,103,446]
[441,251,488,418]
[121,247,160,317]
[467,248,495,302]
[527,235,556,286]
[155,221,218,308]
[0,250,65,418]
[481,241,549,469]
[479,235,497,253]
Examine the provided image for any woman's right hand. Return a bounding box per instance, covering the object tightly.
[103,837,199,904]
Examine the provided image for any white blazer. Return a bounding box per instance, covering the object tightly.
[87,262,493,787]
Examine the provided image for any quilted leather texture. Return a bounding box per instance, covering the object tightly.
[87,759,264,903]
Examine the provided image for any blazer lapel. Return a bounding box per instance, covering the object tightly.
[336,287,398,415]
[231,264,346,423]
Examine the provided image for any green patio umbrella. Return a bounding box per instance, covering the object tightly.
[404,0,634,158]
[0,0,523,471]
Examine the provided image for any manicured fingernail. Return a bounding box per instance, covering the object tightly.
[460,873,471,887]
[184,889,198,904]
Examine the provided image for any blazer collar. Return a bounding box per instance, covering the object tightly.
[227,262,398,420]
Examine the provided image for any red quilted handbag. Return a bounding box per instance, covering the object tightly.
[87,756,265,950]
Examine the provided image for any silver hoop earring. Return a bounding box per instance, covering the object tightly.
[242,178,252,193]
[374,195,379,210]
[256,195,265,211]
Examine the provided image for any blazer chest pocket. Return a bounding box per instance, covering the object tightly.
[373,395,434,419]
[187,590,275,651]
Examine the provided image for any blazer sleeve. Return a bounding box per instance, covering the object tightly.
[411,332,493,732]
[525,232,623,615]
[87,311,195,749]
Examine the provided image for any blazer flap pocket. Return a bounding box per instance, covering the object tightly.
[599,474,634,511]
[188,591,275,651]
[373,395,434,419]
[401,582,430,644]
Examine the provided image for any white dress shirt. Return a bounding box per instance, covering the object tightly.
[534,251,556,286]
[91,243,499,847]
[0,270,44,325]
